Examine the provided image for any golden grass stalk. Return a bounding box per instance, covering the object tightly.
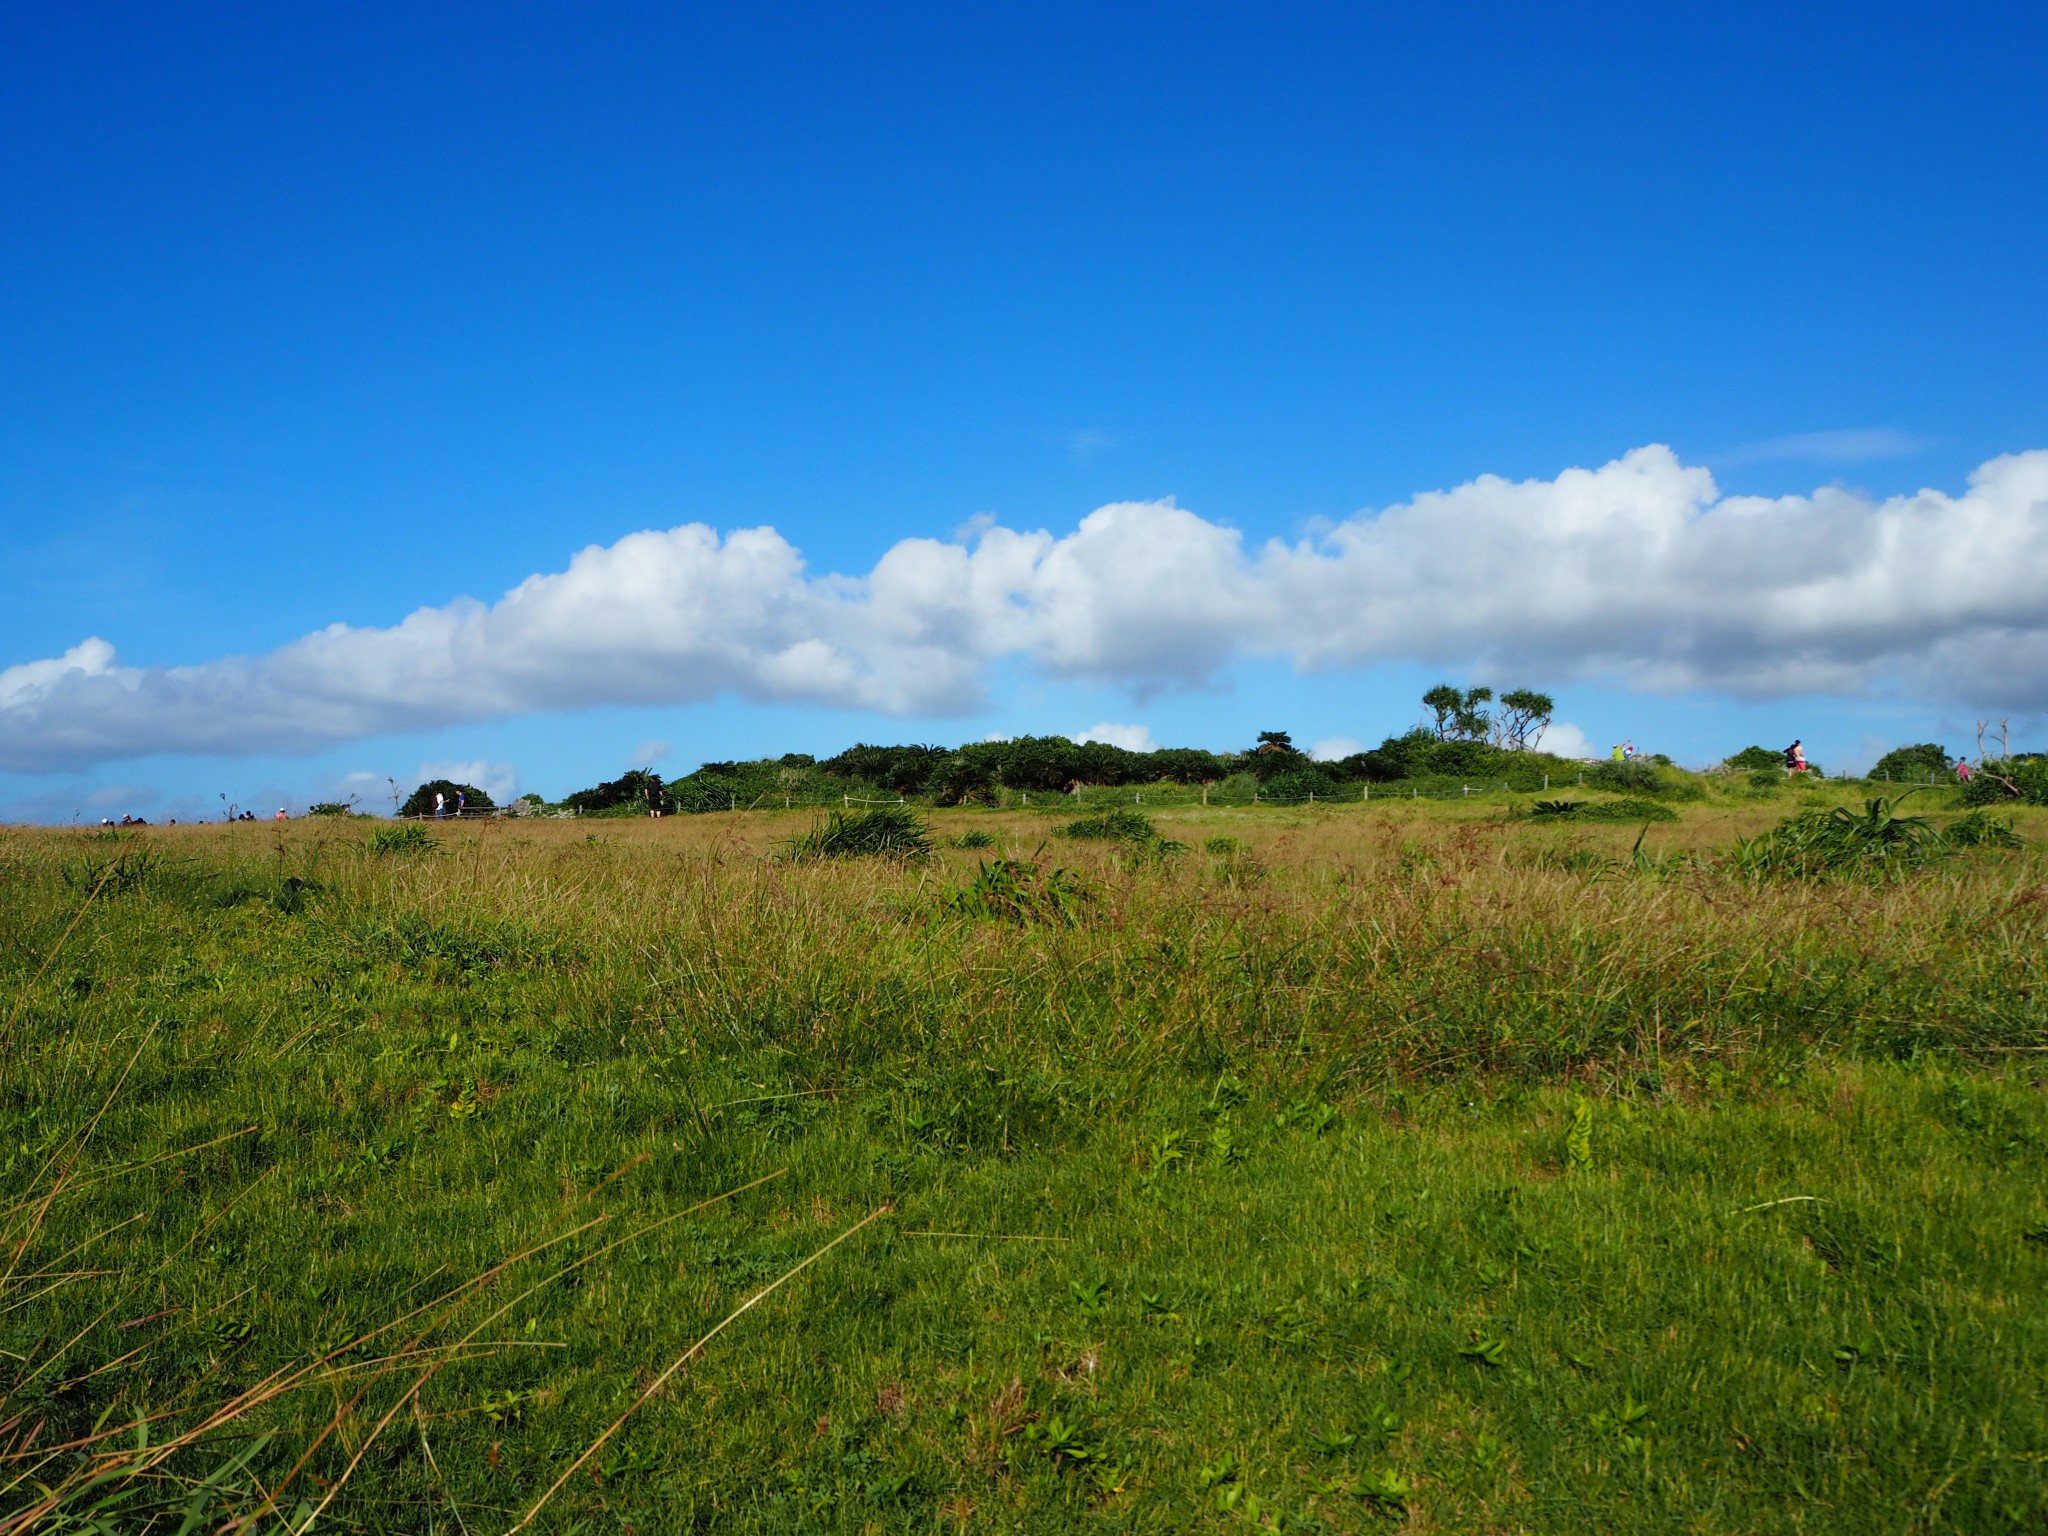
[225,1167,789,1535]
[0,1165,787,1533]
[508,1203,893,1534]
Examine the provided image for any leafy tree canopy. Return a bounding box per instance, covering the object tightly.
[398,780,495,818]
[1724,745,1786,773]
[1869,742,1952,781]
[1422,683,1494,742]
[1495,689,1555,752]
[1260,765,1342,804]
[561,769,664,814]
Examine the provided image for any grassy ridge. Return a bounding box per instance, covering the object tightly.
[3,801,2046,1532]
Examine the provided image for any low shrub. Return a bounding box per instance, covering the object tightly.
[953,830,997,849]
[1064,809,1157,842]
[1959,757,2048,807]
[64,847,165,896]
[1728,796,1959,879]
[1531,797,1677,823]
[1870,742,1952,783]
[1723,745,1785,773]
[1593,797,1680,822]
[946,857,1088,925]
[785,806,934,860]
[1586,759,1663,794]
[367,823,437,855]
[1259,767,1342,805]
[1941,810,2023,849]
[1205,834,1262,884]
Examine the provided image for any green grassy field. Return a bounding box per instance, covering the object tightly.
[4,790,2045,1533]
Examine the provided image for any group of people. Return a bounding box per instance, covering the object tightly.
[1603,738,1974,782]
[431,790,468,818]
[97,806,299,826]
[1785,740,1975,781]
[97,810,271,825]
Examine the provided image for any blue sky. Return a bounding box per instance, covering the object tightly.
[4,4,2046,819]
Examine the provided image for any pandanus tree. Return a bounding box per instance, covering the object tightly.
[1494,689,1556,752]
[1422,684,1494,743]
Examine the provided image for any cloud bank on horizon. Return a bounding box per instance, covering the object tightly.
[4,444,2046,774]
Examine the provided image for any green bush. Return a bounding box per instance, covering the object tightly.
[785,806,934,860]
[946,858,1087,925]
[1870,742,1951,783]
[397,779,494,818]
[953,830,997,849]
[565,769,668,815]
[1724,745,1784,773]
[1959,757,2048,807]
[1586,797,1679,822]
[367,823,437,856]
[1216,772,1262,801]
[668,773,753,814]
[1728,797,1950,880]
[1259,767,1342,805]
[828,736,1231,799]
[1585,759,1706,800]
[1530,797,1676,823]
[818,743,950,792]
[1586,759,1663,794]
[1064,809,1157,842]
[1942,810,2023,849]
[1408,737,1499,777]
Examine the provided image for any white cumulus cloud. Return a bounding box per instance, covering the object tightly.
[1532,721,1595,761]
[1074,722,1156,752]
[4,445,2047,773]
[419,760,520,805]
[1309,737,1365,762]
